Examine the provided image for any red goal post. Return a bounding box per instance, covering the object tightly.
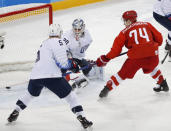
[0,3,53,73]
[0,4,53,25]
[0,4,53,88]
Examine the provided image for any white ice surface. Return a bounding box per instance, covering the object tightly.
[0,0,171,131]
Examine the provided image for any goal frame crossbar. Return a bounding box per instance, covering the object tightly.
[0,4,53,25]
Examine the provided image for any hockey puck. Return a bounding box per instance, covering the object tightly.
[6,86,11,89]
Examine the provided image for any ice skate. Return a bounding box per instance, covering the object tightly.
[153,79,169,92]
[165,41,171,51]
[168,57,171,62]
[77,115,93,129]
[7,110,19,123]
[169,51,171,62]
[99,86,110,98]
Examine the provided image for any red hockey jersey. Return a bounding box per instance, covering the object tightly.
[106,22,163,59]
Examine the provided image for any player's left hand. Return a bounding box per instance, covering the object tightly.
[96,55,110,67]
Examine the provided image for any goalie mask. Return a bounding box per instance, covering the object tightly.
[49,24,63,38]
[72,18,85,38]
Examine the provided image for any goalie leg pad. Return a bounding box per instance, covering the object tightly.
[86,65,104,80]
[71,75,89,89]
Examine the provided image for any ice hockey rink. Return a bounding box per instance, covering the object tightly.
[0,0,171,131]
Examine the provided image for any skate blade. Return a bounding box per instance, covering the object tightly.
[81,126,93,131]
[154,91,170,96]
[5,121,16,126]
[85,126,93,131]
[97,97,108,102]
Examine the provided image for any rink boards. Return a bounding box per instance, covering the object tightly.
[51,0,105,11]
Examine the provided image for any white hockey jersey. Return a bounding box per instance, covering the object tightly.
[63,29,93,60]
[30,37,70,79]
[153,0,171,16]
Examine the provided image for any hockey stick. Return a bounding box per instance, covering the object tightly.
[161,51,169,64]
[4,52,127,88]
[63,63,96,76]
[117,51,127,57]
[63,52,127,76]
[4,81,29,89]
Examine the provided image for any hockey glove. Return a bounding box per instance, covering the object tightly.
[166,14,171,21]
[96,55,110,67]
[69,59,80,73]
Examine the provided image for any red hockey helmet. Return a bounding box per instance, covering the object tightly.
[122,10,137,23]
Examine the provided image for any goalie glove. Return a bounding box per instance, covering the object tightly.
[69,59,79,73]
[96,55,110,67]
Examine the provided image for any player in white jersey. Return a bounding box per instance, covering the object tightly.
[7,24,93,129]
[153,0,171,61]
[63,18,103,89]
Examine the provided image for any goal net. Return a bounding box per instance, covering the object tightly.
[0,4,53,88]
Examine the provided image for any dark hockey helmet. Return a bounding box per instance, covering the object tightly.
[122,10,137,23]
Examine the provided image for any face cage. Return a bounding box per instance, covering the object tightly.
[72,25,85,37]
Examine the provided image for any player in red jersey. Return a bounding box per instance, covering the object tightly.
[96,10,169,98]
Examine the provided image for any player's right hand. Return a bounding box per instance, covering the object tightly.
[96,55,110,67]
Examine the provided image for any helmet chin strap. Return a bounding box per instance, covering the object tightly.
[124,20,133,27]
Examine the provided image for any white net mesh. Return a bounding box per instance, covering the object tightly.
[0,4,52,88]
